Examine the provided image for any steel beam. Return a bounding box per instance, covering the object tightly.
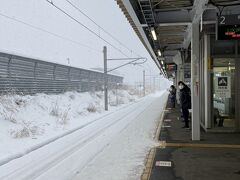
[154,6,193,12]
[157,22,191,26]
[119,0,163,73]
[183,0,209,49]
[155,10,191,24]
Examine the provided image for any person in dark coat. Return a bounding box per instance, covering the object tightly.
[169,85,176,108]
[178,81,191,128]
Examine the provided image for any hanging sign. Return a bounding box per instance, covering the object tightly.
[167,64,177,71]
[217,14,240,40]
[215,76,231,98]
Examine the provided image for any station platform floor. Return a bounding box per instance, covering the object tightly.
[142,97,240,180]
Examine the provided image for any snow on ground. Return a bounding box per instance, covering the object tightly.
[0,89,139,165]
[0,90,168,180]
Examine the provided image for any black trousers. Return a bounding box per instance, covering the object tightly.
[182,108,189,127]
[170,97,176,108]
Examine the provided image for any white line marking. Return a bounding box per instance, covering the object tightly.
[162,125,171,128]
[164,119,172,122]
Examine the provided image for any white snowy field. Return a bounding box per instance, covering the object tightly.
[0,90,168,180]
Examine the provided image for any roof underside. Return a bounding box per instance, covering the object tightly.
[116,0,240,78]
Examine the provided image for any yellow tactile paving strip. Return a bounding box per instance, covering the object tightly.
[159,141,240,149]
[141,148,156,180]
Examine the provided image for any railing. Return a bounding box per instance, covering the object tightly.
[0,52,123,94]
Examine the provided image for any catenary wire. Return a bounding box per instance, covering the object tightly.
[65,0,142,58]
[45,0,130,58]
[0,12,101,54]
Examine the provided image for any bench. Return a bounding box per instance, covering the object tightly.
[213,108,224,127]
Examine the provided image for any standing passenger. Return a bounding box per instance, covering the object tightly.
[178,81,191,128]
[169,85,176,108]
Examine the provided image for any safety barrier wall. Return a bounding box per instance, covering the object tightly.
[0,52,123,94]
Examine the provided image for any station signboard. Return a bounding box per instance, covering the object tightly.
[217,14,240,40]
[166,64,177,71]
[184,71,191,79]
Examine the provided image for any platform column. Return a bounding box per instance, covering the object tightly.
[191,22,200,140]
[204,34,211,128]
[235,41,240,131]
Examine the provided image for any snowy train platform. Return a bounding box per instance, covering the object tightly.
[143,97,240,180]
[0,91,168,180]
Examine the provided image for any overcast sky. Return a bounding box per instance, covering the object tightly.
[0,0,170,86]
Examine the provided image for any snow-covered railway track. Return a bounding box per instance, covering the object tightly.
[0,96,157,180]
[0,96,145,167]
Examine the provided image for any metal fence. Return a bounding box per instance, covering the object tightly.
[0,52,123,94]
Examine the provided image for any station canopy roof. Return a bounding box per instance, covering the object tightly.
[116,0,240,78]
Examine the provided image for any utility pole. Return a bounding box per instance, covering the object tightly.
[143,70,145,96]
[103,46,108,111]
[67,58,70,65]
[103,46,146,111]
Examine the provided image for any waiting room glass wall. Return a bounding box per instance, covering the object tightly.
[212,59,235,130]
[208,36,239,132]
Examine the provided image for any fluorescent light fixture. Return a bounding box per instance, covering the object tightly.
[163,66,165,70]
[151,28,157,40]
[161,60,164,65]
[157,50,162,56]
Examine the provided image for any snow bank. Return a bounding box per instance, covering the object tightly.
[0,89,139,165]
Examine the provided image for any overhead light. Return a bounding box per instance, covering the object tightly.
[151,28,157,41]
[157,50,162,56]
[163,66,165,70]
[161,60,164,65]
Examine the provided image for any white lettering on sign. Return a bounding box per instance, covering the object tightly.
[220,16,226,25]
[155,161,172,167]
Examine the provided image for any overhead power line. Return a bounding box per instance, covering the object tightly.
[65,0,142,58]
[45,0,130,58]
[0,12,101,54]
